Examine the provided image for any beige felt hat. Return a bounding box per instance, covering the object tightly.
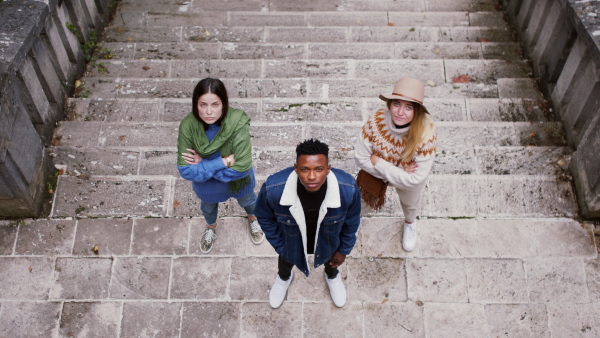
[379,77,430,114]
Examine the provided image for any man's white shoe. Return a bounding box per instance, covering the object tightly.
[325,272,347,307]
[402,220,417,252]
[269,271,293,309]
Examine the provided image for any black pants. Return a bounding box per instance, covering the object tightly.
[278,255,338,280]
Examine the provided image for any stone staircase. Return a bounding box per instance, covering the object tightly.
[2,0,598,337]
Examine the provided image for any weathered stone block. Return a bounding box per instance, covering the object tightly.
[59,302,121,337]
[121,302,182,338]
[364,302,425,337]
[15,219,76,255]
[406,258,468,302]
[50,257,113,299]
[546,303,600,336]
[423,303,487,337]
[0,257,54,299]
[51,146,141,176]
[52,176,168,217]
[310,42,393,59]
[268,27,346,43]
[485,304,550,337]
[347,257,407,302]
[525,257,588,303]
[100,122,178,147]
[131,218,188,255]
[0,302,61,337]
[229,256,274,300]
[303,303,364,335]
[73,218,133,255]
[241,302,302,337]
[110,257,171,299]
[181,303,241,337]
[171,59,261,79]
[184,26,264,43]
[465,258,528,303]
[171,257,231,299]
[224,42,307,59]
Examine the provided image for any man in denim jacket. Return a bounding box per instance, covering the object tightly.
[255,139,361,309]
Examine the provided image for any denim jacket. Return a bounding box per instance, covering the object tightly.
[255,167,361,276]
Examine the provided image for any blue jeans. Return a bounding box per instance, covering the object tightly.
[200,191,257,225]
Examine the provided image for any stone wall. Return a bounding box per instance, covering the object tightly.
[0,0,115,217]
[503,0,600,218]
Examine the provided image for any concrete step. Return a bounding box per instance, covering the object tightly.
[101,41,523,61]
[74,77,540,99]
[116,0,500,13]
[102,25,515,44]
[49,173,576,218]
[52,121,567,149]
[83,59,531,85]
[133,11,507,28]
[66,97,554,123]
[3,217,593,260]
[50,145,571,180]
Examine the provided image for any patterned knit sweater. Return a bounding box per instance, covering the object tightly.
[354,109,436,189]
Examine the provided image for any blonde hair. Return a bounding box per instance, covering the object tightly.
[387,101,434,163]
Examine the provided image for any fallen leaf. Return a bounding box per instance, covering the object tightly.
[416,300,423,306]
[409,27,415,32]
[434,48,441,53]
[75,80,81,88]
[174,200,181,209]
[204,29,211,36]
[139,57,147,60]
[341,148,347,151]
[387,22,395,26]
[381,299,389,304]
[142,66,150,71]
[558,159,566,166]
[77,174,91,180]
[58,169,65,175]
[452,75,470,83]
[427,80,436,87]
[480,39,490,43]
[51,139,59,146]
[28,266,33,273]
[92,245,99,255]
[118,135,126,141]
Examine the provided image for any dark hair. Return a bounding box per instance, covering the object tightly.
[296,139,329,161]
[192,78,229,130]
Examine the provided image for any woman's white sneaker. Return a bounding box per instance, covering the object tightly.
[402,221,417,252]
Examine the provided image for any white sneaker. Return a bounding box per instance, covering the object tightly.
[269,270,293,309]
[402,220,417,252]
[325,272,347,307]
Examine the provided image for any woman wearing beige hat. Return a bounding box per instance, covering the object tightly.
[354,77,436,252]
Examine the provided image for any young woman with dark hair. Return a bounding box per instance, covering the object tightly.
[177,78,264,253]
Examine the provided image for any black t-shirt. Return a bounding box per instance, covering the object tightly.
[297,179,327,255]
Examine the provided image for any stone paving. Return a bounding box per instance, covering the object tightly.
[1,0,599,337]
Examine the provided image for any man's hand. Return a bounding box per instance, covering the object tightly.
[328,251,346,268]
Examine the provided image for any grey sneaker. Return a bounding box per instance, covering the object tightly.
[248,219,265,244]
[200,227,217,254]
